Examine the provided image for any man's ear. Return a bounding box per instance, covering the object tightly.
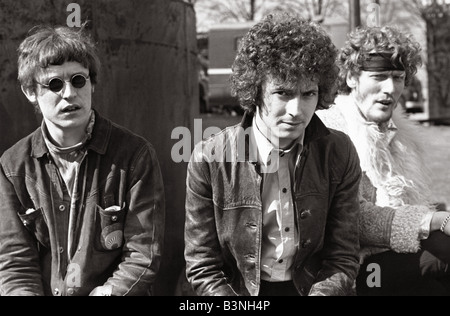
[346,73,358,90]
[21,86,38,104]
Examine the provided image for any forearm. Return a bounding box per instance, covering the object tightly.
[105,254,161,296]
[430,212,450,232]
[316,139,361,293]
[359,198,395,248]
[0,254,44,296]
[390,205,431,253]
[104,144,165,296]
[0,166,44,296]
[0,231,45,296]
[184,246,239,297]
[185,197,237,296]
[360,195,433,253]
[309,273,356,296]
[185,155,238,297]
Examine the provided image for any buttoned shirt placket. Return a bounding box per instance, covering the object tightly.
[253,115,303,282]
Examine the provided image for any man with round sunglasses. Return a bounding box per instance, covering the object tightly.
[0,25,165,296]
[36,73,90,93]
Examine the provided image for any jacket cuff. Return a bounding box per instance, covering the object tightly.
[359,199,395,248]
[391,205,431,253]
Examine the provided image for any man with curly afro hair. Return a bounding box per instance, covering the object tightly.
[185,13,362,296]
[318,26,450,296]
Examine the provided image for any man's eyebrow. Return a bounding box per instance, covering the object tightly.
[271,85,295,91]
[368,71,405,75]
[368,71,390,75]
[301,85,319,93]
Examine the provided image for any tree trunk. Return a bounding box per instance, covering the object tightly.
[424,5,450,120]
[0,0,198,295]
[349,0,361,30]
[250,0,256,20]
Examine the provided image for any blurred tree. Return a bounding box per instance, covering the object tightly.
[194,0,347,32]
[401,0,450,119]
[194,0,265,23]
[349,0,361,29]
[270,0,348,22]
[365,0,423,27]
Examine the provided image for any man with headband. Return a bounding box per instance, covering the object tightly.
[318,26,450,295]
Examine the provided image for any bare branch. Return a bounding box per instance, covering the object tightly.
[194,0,348,30]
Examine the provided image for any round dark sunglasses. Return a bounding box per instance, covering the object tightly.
[37,74,90,93]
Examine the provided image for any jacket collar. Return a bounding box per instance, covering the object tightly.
[31,109,111,159]
[237,111,330,163]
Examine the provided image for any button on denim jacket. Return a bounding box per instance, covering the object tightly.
[0,111,165,296]
[185,112,361,296]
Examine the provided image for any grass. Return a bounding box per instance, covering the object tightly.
[421,124,450,210]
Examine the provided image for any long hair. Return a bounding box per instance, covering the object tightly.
[338,26,422,95]
[231,13,339,113]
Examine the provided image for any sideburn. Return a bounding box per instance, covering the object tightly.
[256,85,271,117]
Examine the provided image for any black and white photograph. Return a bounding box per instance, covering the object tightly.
[0,0,450,301]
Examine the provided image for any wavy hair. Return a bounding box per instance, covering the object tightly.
[338,26,422,95]
[231,14,339,113]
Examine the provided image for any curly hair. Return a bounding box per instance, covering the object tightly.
[18,23,101,91]
[338,26,422,95]
[230,14,339,113]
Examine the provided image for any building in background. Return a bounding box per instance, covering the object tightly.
[199,17,349,114]
[193,0,450,123]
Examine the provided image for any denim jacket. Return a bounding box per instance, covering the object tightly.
[185,112,361,296]
[0,111,165,296]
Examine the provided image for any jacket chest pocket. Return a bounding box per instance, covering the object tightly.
[95,204,127,252]
[18,208,50,249]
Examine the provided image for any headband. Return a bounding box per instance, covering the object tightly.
[361,52,405,72]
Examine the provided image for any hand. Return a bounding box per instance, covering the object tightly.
[89,285,113,296]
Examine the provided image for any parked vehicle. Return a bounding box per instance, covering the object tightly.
[206,22,254,114]
[199,18,349,114]
[399,75,425,114]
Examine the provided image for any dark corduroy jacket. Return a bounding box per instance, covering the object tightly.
[0,111,165,296]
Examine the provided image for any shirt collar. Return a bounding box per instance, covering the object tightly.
[41,110,95,155]
[32,109,111,158]
[252,113,304,166]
